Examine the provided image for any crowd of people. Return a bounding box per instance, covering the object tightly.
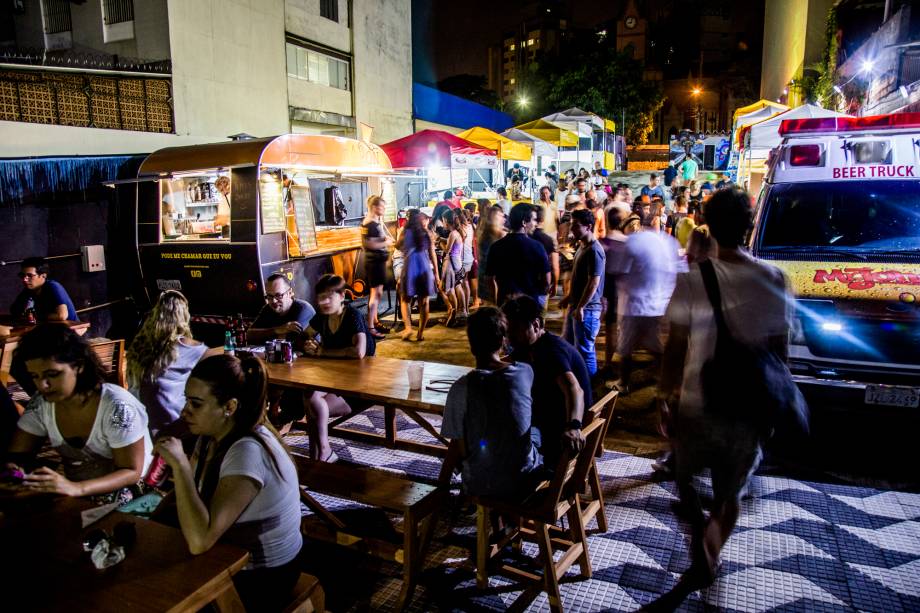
[1,168,796,609]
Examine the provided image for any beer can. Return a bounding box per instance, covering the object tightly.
[143,454,170,488]
[280,340,294,363]
[264,340,276,363]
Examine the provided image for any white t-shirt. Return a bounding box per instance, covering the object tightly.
[214,426,302,569]
[666,253,792,417]
[18,383,153,482]
[614,230,682,317]
[497,199,513,216]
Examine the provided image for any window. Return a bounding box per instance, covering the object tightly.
[509,43,515,51]
[102,0,133,24]
[160,172,232,242]
[527,39,534,46]
[40,0,71,34]
[510,78,515,84]
[286,42,350,91]
[320,0,338,22]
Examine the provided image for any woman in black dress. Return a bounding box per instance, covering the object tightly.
[301,275,376,462]
[361,195,394,340]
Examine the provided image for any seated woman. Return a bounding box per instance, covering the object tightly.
[127,290,220,436]
[300,274,375,463]
[5,324,152,503]
[154,355,302,612]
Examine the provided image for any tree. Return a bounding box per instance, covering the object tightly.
[437,74,502,110]
[521,35,665,145]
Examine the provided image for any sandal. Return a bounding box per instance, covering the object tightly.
[374,322,392,333]
[321,450,339,463]
[369,328,387,340]
[400,329,415,341]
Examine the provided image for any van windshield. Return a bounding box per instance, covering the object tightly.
[757,180,920,260]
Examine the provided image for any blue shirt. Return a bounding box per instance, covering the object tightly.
[641,185,665,200]
[11,279,78,322]
[570,239,605,310]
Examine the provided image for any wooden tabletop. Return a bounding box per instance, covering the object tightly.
[1,320,90,341]
[265,355,471,413]
[0,496,249,612]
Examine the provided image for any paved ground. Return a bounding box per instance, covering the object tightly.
[284,415,920,612]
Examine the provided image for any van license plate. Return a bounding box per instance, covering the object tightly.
[865,385,920,408]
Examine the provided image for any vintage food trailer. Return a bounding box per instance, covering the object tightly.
[130,134,396,329]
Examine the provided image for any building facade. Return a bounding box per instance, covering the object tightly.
[0,0,412,156]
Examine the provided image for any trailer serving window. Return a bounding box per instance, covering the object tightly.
[160,170,232,242]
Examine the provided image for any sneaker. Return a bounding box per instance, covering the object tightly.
[374,322,392,334]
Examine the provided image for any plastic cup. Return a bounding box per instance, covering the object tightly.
[407,362,424,391]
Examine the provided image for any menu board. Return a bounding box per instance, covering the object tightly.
[291,184,318,253]
[259,175,286,233]
[381,179,397,222]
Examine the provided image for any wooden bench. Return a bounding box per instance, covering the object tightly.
[292,454,445,612]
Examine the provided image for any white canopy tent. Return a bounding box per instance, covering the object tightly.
[501,128,559,158]
[746,104,851,152]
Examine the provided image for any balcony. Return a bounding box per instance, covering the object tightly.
[0,47,173,133]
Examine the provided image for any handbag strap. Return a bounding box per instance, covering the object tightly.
[698,259,734,342]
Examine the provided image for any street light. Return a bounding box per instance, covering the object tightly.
[691,87,703,132]
[518,94,529,108]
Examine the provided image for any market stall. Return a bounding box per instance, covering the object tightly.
[130,134,397,324]
[456,126,533,196]
[501,127,560,191]
[726,100,790,179]
[380,129,498,206]
[541,108,619,171]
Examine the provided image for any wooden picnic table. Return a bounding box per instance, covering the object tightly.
[265,355,471,457]
[0,495,250,612]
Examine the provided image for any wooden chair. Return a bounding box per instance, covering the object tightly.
[472,417,606,613]
[581,389,619,533]
[88,339,127,389]
[282,572,325,613]
[291,453,445,612]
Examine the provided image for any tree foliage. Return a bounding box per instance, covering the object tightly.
[520,35,665,145]
[797,6,840,108]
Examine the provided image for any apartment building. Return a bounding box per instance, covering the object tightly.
[0,0,412,156]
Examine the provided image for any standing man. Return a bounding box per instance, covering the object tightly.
[485,204,551,307]
[640,173,665,201]
[248,273,316,344]
[572,177,588,203]
[495,186,513,217]
[650,187,792,606]
[559,209,605,376]
[609,216,680,394]
[10,257,78,322]
[544,164,559,193]
[529,205,559,299]
[503,296,588,467]
[679,155,699,184]
[663,160,678,188]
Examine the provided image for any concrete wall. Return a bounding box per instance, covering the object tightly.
[287,76,353,117]
[352,0,413,144]
[760,0,834,104]
[12,0,170,59]
[167,0,289,139]
[285,0,350,52]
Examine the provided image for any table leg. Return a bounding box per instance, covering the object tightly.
[395,509,419,612]
[209,579,247,613]
[384,404,397,449]
[402,408,449,446]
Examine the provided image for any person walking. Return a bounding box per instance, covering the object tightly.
[648,186,796,609]
[679,155,699,183]
[398,210,439,341]
[361,195,395,340]
[559,209,605,376]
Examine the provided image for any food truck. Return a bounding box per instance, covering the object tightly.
[130,134,396,330]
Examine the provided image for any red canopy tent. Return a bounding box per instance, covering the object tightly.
[380,129,497,170]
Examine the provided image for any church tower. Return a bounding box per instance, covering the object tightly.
[616,0,648,60]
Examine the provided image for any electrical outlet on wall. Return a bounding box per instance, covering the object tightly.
[81,245,106,272]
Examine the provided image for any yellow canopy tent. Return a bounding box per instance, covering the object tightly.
[456,126,532,161]
[603,118,616,132]
[515,119,579,147]
[732,99,789,123]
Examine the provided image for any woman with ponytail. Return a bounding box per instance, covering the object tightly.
[154,354,302,612]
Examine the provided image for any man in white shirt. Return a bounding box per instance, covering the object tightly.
[650,186,792,607]
[608,220,681,393]
[496,186,512,217]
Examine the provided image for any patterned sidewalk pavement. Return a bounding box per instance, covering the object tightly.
[284,409,920,612]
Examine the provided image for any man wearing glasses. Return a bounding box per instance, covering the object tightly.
[247,273,315,345]
[10,257,78,323]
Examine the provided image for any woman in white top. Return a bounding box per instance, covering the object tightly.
[6,324,152,503]
[127,290,219,436]
[155,355,302,612]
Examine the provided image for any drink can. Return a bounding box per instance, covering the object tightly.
[143,454,170,488]
[264,340,276,363]
[280,340,294,363]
